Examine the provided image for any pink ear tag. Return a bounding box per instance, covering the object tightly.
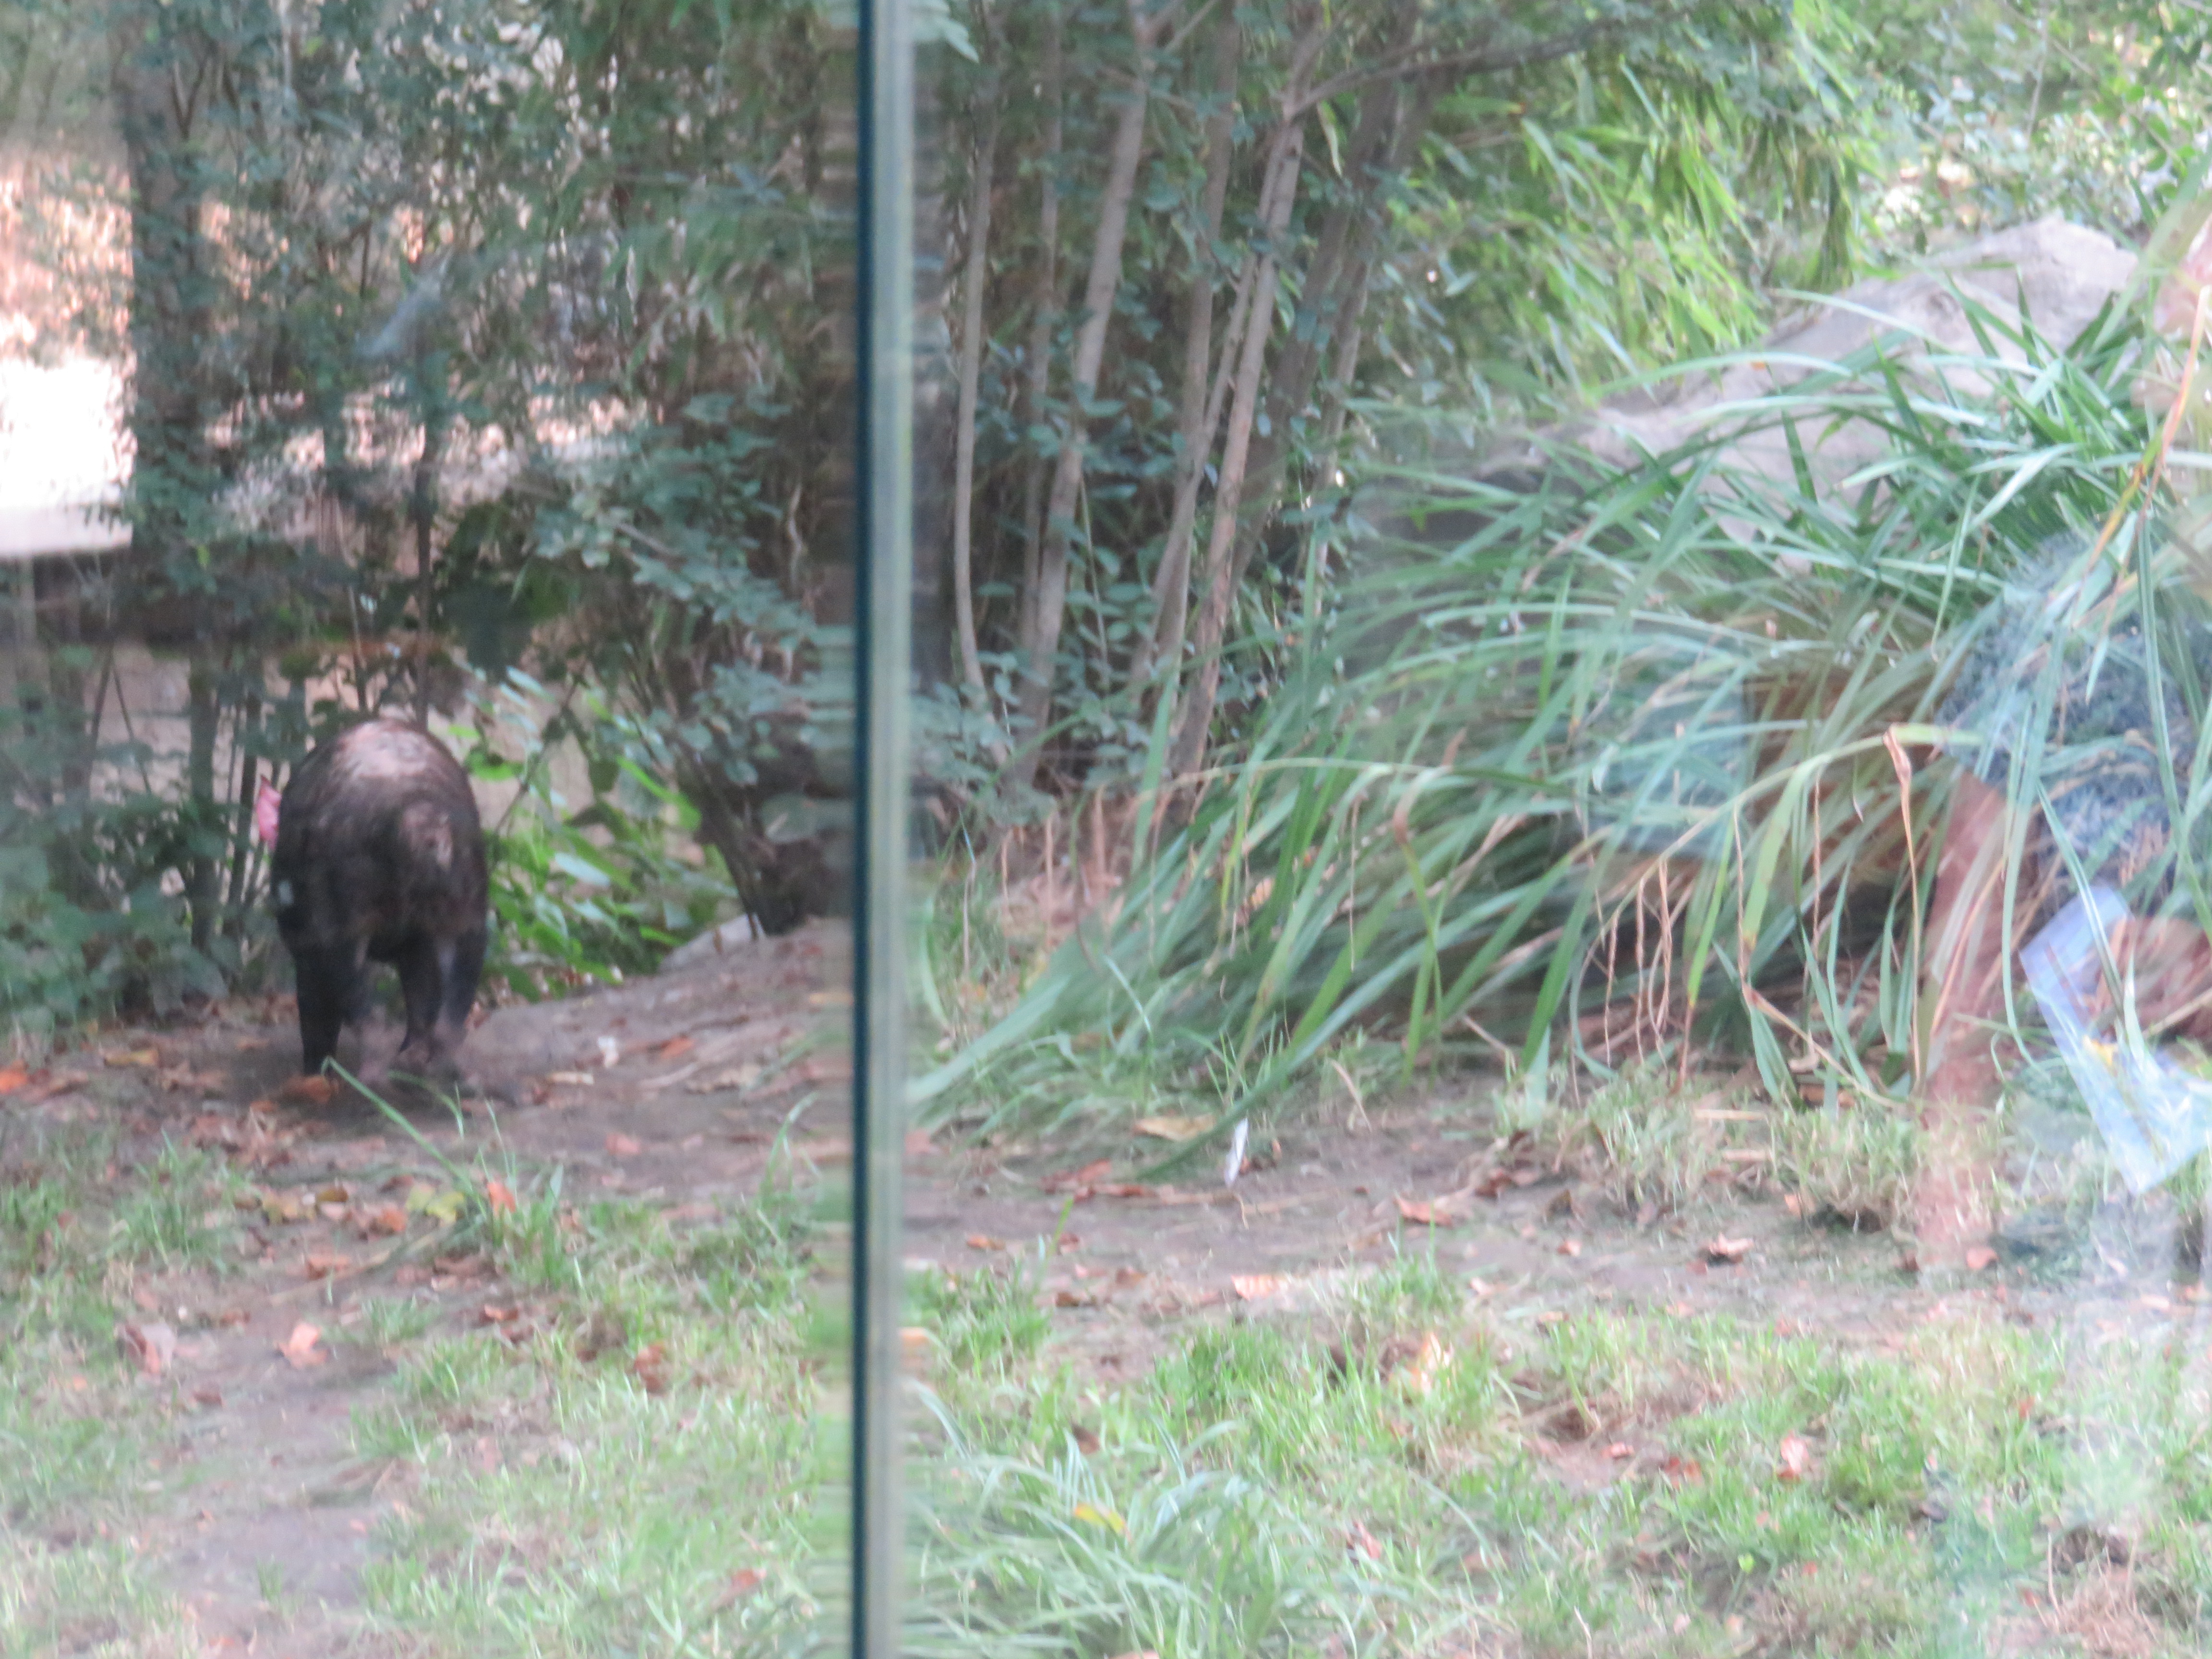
[254,779,283,848]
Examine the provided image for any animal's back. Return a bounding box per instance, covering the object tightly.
[273,721,487,954]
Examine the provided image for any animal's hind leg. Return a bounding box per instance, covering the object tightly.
[392,936,444,1068]
[292,947,348,1076]
[436,927,487,1058]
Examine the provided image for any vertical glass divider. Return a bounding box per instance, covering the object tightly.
[853,0,914,1650]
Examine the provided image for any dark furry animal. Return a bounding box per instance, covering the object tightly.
[270,719,489,1077]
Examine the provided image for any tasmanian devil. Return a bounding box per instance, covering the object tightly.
[265,719,489,1078]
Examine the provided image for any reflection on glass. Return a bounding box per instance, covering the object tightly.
[0,2,859,1649]
[900,2,2212,1652]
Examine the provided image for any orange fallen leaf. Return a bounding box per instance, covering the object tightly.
[278,1075,336,1106]
[192,1385,223,1408]
[1605,1441,1635,1459]
[1347,1520,1383,1561]
[302,1251,351,1279]
[1558,1238,1582,1258]
[484,1178,517,1215]
[655,1034,696,1060]
[1662,1454,1703,1485]
[605,1132,643,1158]
[278,1322,326,1369]
[0,1063,28,1095]
[117,1321,176,1377]
[1965,1246,1998,1272]
[481,1305,520,1324]
[1043,1158,1114,1193]
[965,1234,1006,1251]
[631,1342,670,1395]
[1395,1194,1454,1226]
[1776,1434,1814,1482]
[105,1046,160,1069]
[1705,1235,1753,1264]
[1231,1274,1286,1301]
[361,1204,408,1238]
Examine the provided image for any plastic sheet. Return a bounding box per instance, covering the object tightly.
[2022,885,2212,1192]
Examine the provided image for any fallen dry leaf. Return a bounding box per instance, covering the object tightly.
[1231,1274,1286,1301]
[1782,1193,1808,1218]
[1558,1238,1583,1258]
[1705,1235,1753,1264]
[964,1234,1007,1251]
[656,1034,696,1061]
[1395,1194,1455,1226]
[546,1070,596,1087]
[278,1075,336,1107]
[1606,1441,1635,1459]
[1043,1158,1114,1193]
[1776,1434,1814,1482]
[117,1321,177,1377]
[1113,1266,1145,1287]
[302,1251,351,1279]
[904,1128,934,1156]
[192,1385,223,1408]
[1395,1331,1451,1397]
[1052,1287,1092,1308]
[721,1575,774,1610]
[1133,1115,1210,1142]
[1070,1424,1102,1455]
[1662,1454,1703,1485]
[278,1322,326,1369]
[361,1204,408,1238]
[1965,1245,1998,1273]
[0,1064,27,1095]
[484,1178,517,1216]
[1347,1520,1383,1561]
[105,1046,161,1069]
[481,1305,521,1325]
[631,1342,670,1395]
[605,1132,643,1158]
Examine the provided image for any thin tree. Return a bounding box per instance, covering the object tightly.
[1005,0,1158,793]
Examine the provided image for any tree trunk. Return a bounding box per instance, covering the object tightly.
[1014,0,1064,659]
[1163,98,1312,778]
[1006,0,1157,793]
[1131,6,1241,692]
[111,5,225,947]
[950,51,1004,692]
[1168,49,1431,776]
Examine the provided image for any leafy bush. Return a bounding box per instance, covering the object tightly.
[454,677,734,1001]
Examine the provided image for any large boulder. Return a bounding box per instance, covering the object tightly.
[1571,217,2139,505]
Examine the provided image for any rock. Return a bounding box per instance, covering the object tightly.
[659,916,763,974]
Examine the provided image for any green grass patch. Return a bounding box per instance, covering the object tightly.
[355,1184,845,1655]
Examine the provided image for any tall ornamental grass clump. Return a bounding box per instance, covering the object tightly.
[918,286,2212,1147]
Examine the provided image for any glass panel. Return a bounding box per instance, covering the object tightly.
[901,4,2212,1653]
[0,2,862,1648]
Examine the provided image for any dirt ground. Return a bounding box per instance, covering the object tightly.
[6,919,2202,1653]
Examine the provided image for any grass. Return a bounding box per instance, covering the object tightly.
[352,1183,847,1656]
[896,1241,2212,1658]
[0,1125,245,1655]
